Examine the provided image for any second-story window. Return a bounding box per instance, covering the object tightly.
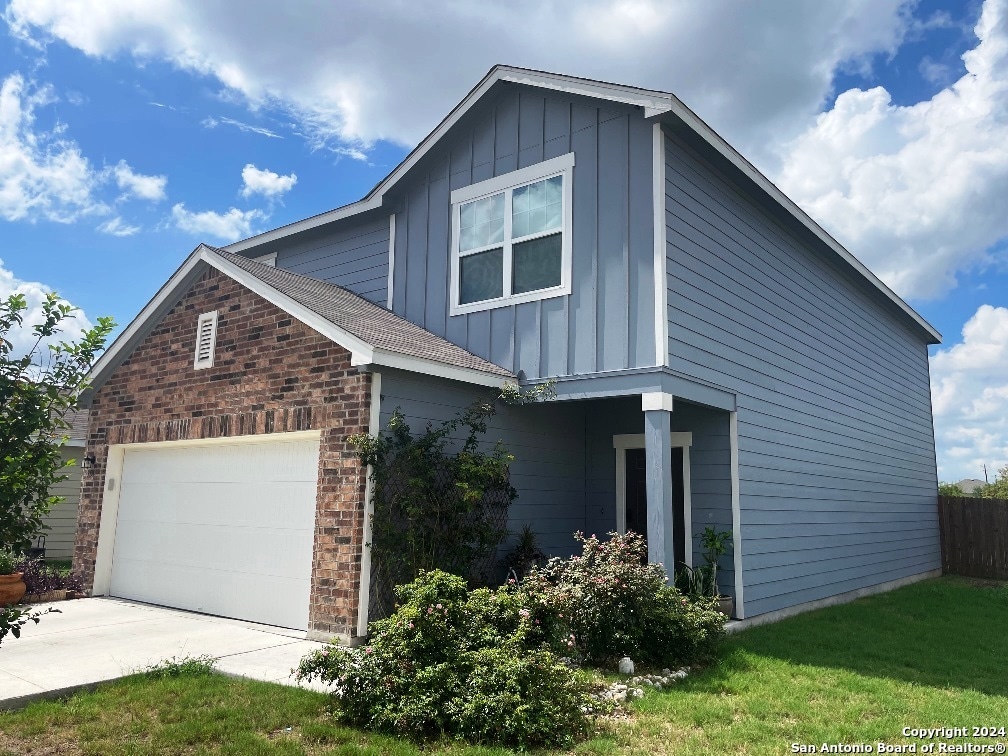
[450,153,574,315]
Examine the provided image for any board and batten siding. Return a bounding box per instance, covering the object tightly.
[274,214,390,305]
[387,84,656,379]
[41,447,83,560]
[663,128,940,616]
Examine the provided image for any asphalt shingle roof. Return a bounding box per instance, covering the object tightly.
[206,247,514,379]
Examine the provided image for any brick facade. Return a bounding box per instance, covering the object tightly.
[74,266,372,638]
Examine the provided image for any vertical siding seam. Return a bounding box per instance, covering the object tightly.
[730,411,745,618]
[385,214,396,310]
[592,107,600,373]
[563,102,572,376]
[622,113,630,370]
[653,124,670,367]
[401,195,410,316]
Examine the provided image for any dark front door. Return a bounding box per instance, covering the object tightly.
[624,447,686,567]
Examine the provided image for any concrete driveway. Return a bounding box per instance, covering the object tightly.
[0,597,330,710]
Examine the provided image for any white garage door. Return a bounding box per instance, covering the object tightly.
[109,434,320,630]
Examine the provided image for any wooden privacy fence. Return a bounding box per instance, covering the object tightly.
[937,495,1008,580]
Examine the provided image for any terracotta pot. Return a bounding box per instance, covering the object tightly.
[0,573,27,606]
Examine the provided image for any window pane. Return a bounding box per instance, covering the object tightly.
[460,193,504,252]
[514,176,562,238]
[460,248,504,304]
[512,233,562,294]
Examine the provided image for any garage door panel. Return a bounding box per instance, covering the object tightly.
[109,435,320,630]
[109,558,309,629]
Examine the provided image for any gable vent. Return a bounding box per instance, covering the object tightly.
[193,310,219,370]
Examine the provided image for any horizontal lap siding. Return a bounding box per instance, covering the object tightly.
[378,369,588,559]
[277,216,389,305]
[42,448,83,559]
[389,84,655,378]
[664,131,939,616]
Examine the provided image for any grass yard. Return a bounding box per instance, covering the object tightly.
[1,576,1005,755]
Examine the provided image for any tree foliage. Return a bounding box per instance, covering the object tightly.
[938,482,966,497]
[976,465,1008,500]
[1,292,114,553]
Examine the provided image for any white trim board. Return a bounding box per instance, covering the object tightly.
[85,246,510,398]
[221,65,939,344]
[356,371,381,637]
[612,432,693,568]
[385,214,396,310]
[652,123,670,367]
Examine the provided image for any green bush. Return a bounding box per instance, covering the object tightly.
[520,531,726,666]
[295,570,593,749]
[0,548,16,576]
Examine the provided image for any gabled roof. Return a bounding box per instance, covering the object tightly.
[83,245,514,401]
[225,64,941,345]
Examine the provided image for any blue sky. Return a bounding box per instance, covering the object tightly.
[1,0,1006,483]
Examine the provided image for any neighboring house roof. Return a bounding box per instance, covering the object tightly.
[224,64,941,345]
[957,478,987,494]
[83,245,515,402]
[65,408,89,446]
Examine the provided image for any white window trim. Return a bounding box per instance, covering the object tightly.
[449,153,575,316]
[613,432,693,568]
[193,310,219,370]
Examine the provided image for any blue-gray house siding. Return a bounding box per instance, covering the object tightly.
[226,70,940,621]
[663,127,940,616]
[387,85,656,379]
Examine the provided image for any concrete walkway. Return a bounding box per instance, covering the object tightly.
[0,597,330,710]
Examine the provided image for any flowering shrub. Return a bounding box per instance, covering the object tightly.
[295,570,594,748]
[519,531,725,666]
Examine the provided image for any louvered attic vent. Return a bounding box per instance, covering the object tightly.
[193,310,218,370]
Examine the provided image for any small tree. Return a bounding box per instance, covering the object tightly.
[1,292,114,552]
[1,292,113,645]
[976,465,1008,500]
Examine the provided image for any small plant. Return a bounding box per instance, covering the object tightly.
[500,523,546,580]
[699,526,732,598]
[142,654,218,679]
[0,548,17,576]
[15,557,84,595]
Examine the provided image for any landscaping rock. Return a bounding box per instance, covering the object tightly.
[617,657,635,675]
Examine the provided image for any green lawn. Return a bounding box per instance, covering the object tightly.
[1,576,1005,755]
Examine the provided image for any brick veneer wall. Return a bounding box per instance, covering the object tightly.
[74,266,372,639]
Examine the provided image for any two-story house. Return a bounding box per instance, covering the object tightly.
[73,66,942,641]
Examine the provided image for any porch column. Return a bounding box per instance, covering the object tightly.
[643,407,676,579]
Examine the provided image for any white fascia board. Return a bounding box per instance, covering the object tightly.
[354,348,510,388]
[497,67,674,117]
[224,196,383,254]
[656,99,941,344]
[86,246,208,388]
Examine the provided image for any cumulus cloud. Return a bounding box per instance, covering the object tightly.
[930,304,1008,482]
[0,72,107,223]
[3,0,911,162]
[171,203,264,241]
[240,163,296,198]
[111,159,166,201]
[0,257,93,357]
[0,72,166,230]
[776,0,1008,300]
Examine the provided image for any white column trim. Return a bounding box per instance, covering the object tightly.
[612,430,692,566]
[641,391,674,412]
[357,371,382,637]
[729,411,745,619]
[385,214,396,310]
[652,122,669,367]
[92,444,125,596]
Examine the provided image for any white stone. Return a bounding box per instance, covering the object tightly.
[617,657,635,675]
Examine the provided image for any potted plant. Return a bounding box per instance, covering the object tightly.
[699,526,733,617]
[0,548,27,606]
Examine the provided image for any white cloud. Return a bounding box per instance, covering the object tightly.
[931,304,1008,483]
[240,163,296,198]
[2,0,911,163]
[202,115,282,139]
[111,159,166,201]
[0,72,107,223]
[775,0,1008,300]
[0,257,93,357]
[171,202,264,241]
[96,216,140,236]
